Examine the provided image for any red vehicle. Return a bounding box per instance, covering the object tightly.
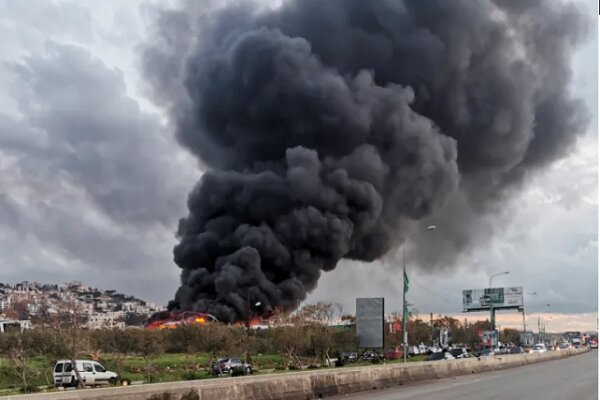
[384,346,404,360]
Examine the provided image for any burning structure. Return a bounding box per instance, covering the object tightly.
[146,311,218,330]
[143,0,589,323]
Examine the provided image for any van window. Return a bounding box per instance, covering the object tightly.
[64,362,73,372]
[82,363,94,372]
[54,363,63,373]
[94,363,106,373]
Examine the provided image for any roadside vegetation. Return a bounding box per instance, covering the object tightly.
[0,302,520,396]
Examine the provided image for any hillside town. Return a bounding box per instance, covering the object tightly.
[0,281,164,331]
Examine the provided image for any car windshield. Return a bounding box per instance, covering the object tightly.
[94,363,106,373]
[54,362,63,373]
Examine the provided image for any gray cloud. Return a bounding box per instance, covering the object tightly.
[0,2,196,301]
[0,0,594,322]
[143,0,591,321]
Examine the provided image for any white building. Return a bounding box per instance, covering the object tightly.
[87,311,126,329]
[0,319,31,333]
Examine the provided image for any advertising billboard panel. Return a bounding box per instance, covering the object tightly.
[356,297,384,348]
[462,287,523,311]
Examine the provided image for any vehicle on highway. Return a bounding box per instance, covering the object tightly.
[210,358,252,376]
[509,346,525,354]
[384,346,404,360]
[426,351,455,361]
[530,343,547,353]
[590,340,598,349]
[556,342,570,351]
[53,360,118,387]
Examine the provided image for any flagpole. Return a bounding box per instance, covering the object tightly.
[400,225,435,365]
[403,245,407,364]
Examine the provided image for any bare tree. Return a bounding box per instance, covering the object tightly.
[132,329,165,383]
[298,302,342,365]
[1,330,35,393]
[270,309,309,369]
[38,295,89,388]
[92,328,137,380]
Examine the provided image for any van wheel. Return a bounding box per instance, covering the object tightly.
[71,379,79,388]
[109,377,117,385]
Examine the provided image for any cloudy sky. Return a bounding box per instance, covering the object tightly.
[0,0,597,332]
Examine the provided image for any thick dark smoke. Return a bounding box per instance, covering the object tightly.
[143,0,589,322]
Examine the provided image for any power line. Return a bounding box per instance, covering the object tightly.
[408,275,456,305]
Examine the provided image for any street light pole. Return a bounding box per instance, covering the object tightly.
[402,225,436,364]
[488,271,509,332]
[245,289,261,364]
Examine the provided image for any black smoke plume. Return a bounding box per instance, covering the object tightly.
[143,0,589,322]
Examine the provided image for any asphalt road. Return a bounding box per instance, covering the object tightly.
[332,351,598,400]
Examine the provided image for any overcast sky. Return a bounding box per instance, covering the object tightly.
[0,0,597,332]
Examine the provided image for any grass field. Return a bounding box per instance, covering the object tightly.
[0,352,428,396]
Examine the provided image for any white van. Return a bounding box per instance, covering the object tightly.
[53,360,118,387]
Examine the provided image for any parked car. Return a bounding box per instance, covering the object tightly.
[426,346,442,355]
[53,360,118,387]
[384,346,404,360]
[478,348,496,357]
[449,348,469,359]
[590,340,598,349]
[210,358,252,376]
[335,351,359,366]
[408,345,421,356]
[426,351,455,361]
[530,343,547,353]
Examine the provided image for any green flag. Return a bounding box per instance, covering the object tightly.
[403,269,409,292]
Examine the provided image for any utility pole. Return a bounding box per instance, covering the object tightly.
[521,292,537,345]
[430,313,434,345]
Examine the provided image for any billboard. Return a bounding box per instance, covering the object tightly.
[462,287,523,312]
[356,298,384,348]
[478,330,499,348]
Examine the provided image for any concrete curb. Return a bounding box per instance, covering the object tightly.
[7,348,590,400]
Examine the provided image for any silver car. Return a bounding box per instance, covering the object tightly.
[210,358,252,376]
